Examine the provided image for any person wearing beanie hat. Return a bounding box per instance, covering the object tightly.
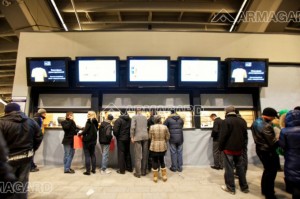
[4,103,20,113]
[0,102,43,198]
[251,107,279,199]
[219,105,249,195]
[99,114,114,174]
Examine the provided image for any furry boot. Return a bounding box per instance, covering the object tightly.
[152,169,159,183]
[161,168,167,182]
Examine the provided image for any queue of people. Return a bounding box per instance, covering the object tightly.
[1,102,300,198]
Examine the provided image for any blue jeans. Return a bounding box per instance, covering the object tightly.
[223,153,248,192]
[101,144,110,170]
[169,143,183,171]
[63,144,75,172]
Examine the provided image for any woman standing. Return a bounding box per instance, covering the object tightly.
[80,111,98,175]
[61,112,81,174]
[149,115,170,182]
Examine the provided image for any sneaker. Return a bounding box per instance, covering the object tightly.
[64,169,75,174]
[83,171,91,175]
[169,167,177,172]
[241,189,249,193]
[221,185,235,195]
[116,170,125,174]
[69,168,75,173]
[210,166,221,170]
[30,168,39,172]
[101,169,112,175]
[133,173,141,178]
[91,170,96,174]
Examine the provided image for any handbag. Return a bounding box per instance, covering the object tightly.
[73,135,83,149]
[109,137,115,151]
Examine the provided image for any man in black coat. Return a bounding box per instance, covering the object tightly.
[113,111,132,174]
[210,113,223,170]
[0,103,43,199]
[219,106,249,195]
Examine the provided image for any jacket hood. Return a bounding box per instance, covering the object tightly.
[101,120,111,126]
[120,115,130,121]
[285,110,300,127]
[1,111,28,123]
[170,114,181,120]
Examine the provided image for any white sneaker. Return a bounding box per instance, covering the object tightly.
[101,169,112,175]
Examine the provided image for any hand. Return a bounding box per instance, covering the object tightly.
[131,137,135,143]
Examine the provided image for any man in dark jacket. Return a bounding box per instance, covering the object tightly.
[113,111,132,174]
[147,110,156,171]
[0,103,43,199]
[0,130,16,199]
[279,110,300,199]
[164,110,184,172]
[99,114,114,174]
[210,113,223,170]
[219,106,249,195]
[61,112,80,174]
[31,108,46,172]
[251,107,279,199]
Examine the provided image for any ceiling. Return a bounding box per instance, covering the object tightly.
[0,0,299,102]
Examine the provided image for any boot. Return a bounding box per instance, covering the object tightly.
[152,169,159,183]
[161,168,167,182]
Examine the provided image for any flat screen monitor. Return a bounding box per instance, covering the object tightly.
[26,57,70,87]
[127,56,170,87]
[178,57,221,87]
[227,58,269,87]
[75,57,119,87]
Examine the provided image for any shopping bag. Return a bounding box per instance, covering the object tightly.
[73,135,83,149]
[109,137,115,151]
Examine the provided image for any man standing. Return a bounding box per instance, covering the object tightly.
[0,103,43,199]
[210,113,223,170]
[31,108,47,172]
[130,108,148,178]
[164,110,184,172]
[113,111,132,174]
[252,107,279,199]
[219,106,249,195]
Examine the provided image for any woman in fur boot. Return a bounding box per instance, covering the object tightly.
[149,115,170,182]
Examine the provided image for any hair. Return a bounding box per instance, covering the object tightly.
[294,106,300,111]
[154,116,162,124]
[88,111,97,119]
[210,113,217,118]
[66,112,73,118]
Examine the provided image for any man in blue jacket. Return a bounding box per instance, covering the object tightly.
[164,109,184,172]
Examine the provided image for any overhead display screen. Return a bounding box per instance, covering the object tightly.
[129,59,168,82]
[78,60,117,82]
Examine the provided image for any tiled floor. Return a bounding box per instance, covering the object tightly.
[28,165,291,199]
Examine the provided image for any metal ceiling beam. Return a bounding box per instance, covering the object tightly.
[60,1,240,13]
[80,21,231,26]
[0,32,16,37]
[237,0,283,32]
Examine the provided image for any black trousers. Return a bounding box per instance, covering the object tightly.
[256,149,278,199]
[117,139,132,172]
[152,155,165,170]
[83,144,96,173]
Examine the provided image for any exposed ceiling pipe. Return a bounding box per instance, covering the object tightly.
[70,0,82,30]
[50,0,68,31]
[229,0,248,32]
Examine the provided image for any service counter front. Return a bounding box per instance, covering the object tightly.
[34,127,259,168]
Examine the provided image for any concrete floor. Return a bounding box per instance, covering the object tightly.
[28,165,291,199]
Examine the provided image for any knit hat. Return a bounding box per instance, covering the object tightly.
[225,105,235,113]
[38,108,47,114]
[4,103,20,113]
[107,114,114,121]
[262,107,278,118]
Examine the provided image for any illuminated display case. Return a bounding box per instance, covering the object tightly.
[100,110,194,128]
[200,110,255,128]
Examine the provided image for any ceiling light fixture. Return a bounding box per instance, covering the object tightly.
[229,0,248,32]
[50,0,68,31]
[0,98,7,106]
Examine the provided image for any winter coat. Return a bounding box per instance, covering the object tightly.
[163,114,184,144]
[211,117,223,141]
[251,117,277,151]
[130,114,148,141]
[81,118,98,148]
[99,120,113,145]
[279,110,300,183]
[33,113,43,128]
[113,115,131,141]
[219,113,248,152]
[149,124,170,152]
[0,111,43,156]
[61,118,80,145]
